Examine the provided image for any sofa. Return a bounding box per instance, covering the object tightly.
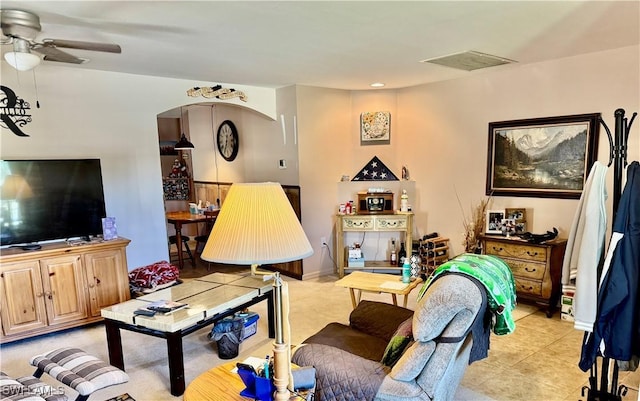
[292,273,489,401]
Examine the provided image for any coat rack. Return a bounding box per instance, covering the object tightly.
[581,108,637,401]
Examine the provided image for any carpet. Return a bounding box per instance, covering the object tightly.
[104,394,136,401]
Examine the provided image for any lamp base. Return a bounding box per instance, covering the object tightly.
[273,341,290,401]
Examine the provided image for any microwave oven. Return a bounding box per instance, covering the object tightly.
[357,192,394,214]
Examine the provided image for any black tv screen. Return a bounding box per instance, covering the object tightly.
[0,159,107,246]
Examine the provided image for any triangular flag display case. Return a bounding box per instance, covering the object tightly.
[352,156,399,181]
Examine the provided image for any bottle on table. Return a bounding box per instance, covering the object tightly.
[402,259,411,284]
[398,242,407,266]
[390,238,397,266]
[400,190,409,212]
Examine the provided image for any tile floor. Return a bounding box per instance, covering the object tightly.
[167,247,640,401]
[462,306,640,401]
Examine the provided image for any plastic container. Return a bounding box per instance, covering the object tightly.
[238,312,260,339]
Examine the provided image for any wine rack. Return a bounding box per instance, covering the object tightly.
[419,235,450,274]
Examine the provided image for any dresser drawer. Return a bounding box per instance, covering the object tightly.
[514,278,543,297]
[484,240,547,263]
[503,259,545,280]
[342,217,374,231]
[375,216,408,230]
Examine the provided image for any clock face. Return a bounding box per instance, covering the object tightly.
[216,120,239,161]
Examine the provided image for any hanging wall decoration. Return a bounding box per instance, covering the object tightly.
[361,111,391,145]
[187,85,247,102]
[352,156,399,181]
[0,85,32,137]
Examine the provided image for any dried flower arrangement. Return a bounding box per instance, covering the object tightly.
[457,195,492,253]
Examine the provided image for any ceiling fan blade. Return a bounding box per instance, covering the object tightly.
[32,45,86,64]
[43,38,121,53]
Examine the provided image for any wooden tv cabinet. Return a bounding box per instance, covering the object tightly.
[0,237,131,343]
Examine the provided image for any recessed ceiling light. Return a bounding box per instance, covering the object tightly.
[370,82,385,88]
[420,51,516,71]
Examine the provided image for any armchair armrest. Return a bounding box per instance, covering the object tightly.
[350,301,414,341]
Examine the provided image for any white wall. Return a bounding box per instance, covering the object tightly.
[189,88,300,186]
[298,45,639,278]
[0,64,276,269]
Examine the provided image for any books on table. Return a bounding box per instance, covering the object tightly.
[142,300,189,314]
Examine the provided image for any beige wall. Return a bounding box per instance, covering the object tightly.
[298,45,639,278]
[1,46,637,276]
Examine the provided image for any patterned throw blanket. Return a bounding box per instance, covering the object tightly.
[418,253,517,335]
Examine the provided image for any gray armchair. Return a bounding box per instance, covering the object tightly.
[292,273,488,401]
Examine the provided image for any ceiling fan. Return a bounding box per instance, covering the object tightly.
[1,9,121,71]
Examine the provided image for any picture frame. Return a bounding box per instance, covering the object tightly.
[159,140,178,156]
[486,113,600,199]
[361,111,391,145]
[486,210,505,234]
[500,218,517,236]
[505,207,527,234]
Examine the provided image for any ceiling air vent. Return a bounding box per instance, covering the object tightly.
[420,51,516,71]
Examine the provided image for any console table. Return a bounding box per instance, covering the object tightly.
[335,213,413,278]
[480,235,567,317]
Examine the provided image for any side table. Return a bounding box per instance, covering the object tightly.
[184,361,308,401]
[335,271,423,309]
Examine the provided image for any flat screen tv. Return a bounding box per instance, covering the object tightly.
[0,159,107,247]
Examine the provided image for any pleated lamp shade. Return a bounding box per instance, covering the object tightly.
[200,182,313,265]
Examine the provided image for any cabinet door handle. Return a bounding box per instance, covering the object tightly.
[45,291,52,300]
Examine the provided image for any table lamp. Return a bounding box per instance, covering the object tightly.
[200,182,313,401]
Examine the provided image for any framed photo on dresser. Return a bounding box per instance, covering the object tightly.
[486,210,505,234]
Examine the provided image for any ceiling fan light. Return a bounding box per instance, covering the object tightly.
[4,50,41,71]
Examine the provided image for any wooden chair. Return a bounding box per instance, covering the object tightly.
[168,234,195,267]
[195,210,218,268]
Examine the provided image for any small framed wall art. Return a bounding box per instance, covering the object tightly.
[361,111,391,145]
[486,210,505,234]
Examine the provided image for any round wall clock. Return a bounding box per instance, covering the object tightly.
[216,120,239,161]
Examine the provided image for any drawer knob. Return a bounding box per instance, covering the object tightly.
[526,251,539,257]
[492,247,503,252]
[525,267,537,273]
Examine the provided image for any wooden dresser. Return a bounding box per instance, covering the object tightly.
[480,235,567,317]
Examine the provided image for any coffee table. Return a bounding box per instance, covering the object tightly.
[335,271,423,309]
[101,272,275,396]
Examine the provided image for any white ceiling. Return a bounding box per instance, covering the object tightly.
[1,1,639,91]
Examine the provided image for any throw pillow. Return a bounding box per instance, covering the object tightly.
[380,317,413,367]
